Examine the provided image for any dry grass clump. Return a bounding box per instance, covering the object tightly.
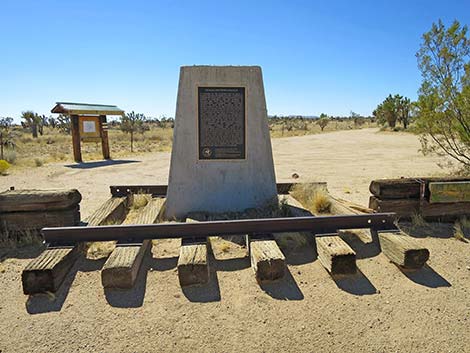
[0,160,11,175]
[453,218,469,242]
[0,226,43,248]
[87,241,116,259]
[290,183,331,214]
[130,193,151,210]
[411,212,427,228]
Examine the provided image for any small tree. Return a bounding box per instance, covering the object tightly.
[0,117,15,160]
[415,20,470,168]
[21,111,41,138]
[120,111,146,152]
[317,113,329,131]
[56,114,71,134]
[397,96,412,129]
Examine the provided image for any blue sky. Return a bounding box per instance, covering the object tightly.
[1,0,469,121]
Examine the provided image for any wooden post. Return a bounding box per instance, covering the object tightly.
[71,115,82,163]
[99,115,110,160]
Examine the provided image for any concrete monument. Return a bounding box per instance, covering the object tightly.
[165,66,277,218]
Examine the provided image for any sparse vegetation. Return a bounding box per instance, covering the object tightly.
[0,160,11,175]
[317,113,329,131]
[120,111,148,152]
[415,20,470,170]
[373,94,412,129]
[453,221,467,242]
[290,183,331,214]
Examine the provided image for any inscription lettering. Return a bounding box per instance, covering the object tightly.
[198,87,245,159]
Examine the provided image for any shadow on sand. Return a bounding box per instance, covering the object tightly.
[332,268,377,296]
[64,159,140,169]
[259,268,304,300]
[25,256,104,314]
[182,251,222,303]
[400,265,451,288]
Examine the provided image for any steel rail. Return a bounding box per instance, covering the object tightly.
[108,182,327,197]
[43,213,398,244]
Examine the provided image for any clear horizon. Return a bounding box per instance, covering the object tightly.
[1,0,469,122]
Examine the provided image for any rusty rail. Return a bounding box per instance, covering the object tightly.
[109,182,326,197]
[43,213,398,245]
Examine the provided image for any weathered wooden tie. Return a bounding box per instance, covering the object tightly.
[177,218,209,287]
[21,196,128,295]
[101,197,164,289]
[248,234,286,283]
[316,235,357,275]
[332,197,430,269]
[378,232,429,269]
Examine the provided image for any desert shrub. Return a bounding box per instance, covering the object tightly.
[3,149,16,164]
[20,135,33,144]
[313,191,331,213]
[34,158,44,167]
[291,183,331,214]
[415,20,470,169]
[0,159,11,175]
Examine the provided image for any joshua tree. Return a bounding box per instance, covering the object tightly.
[317,113,329,131]
[120,111,147,152]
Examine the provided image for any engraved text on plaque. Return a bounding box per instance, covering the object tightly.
[198,87,245,159]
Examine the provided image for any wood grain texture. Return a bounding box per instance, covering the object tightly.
[369,196,470,221]
[22,247,80,294]
[369,177,470,200]
[249,235,286,283]
[0,207,80,241]
[429,181,470,203]
[335,196,429,269]
[0,189,81,213]
[316,235,356,275]
[101,197,164,289]
[378,232,429,268]
[21,196,129,295]
[177,218,209,287]
[84,197,128,226]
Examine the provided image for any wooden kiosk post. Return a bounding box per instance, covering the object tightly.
[51,102,124,163]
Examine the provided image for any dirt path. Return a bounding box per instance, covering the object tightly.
[0,128,446,217]
[2,128,468,353]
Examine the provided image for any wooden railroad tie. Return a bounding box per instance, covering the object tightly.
[315,235,357,275]
[286,193,359,275]
[177,218,209,287]
[22,196,128,295]
[101,197,165,289]
[329,196,430,269]
[248,233,286,283]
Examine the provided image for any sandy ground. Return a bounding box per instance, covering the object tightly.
[1,128,469,353]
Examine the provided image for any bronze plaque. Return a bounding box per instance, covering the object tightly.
[198,87,245,160]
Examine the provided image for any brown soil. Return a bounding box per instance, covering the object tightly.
[1,128,469,353]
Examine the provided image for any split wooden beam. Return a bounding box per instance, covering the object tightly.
[248,234,286,283]
[369,177,470,199]
[369,196,470,221]
[378,232,429,269]
[177,218,209,287]
[285,194,358,274]
[316,235,357,275]
[332,197,430,269]
[21,196,128,295]
[101,197,164,289]
[0,189,82,213]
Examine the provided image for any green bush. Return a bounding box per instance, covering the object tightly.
[0,159,11,175]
